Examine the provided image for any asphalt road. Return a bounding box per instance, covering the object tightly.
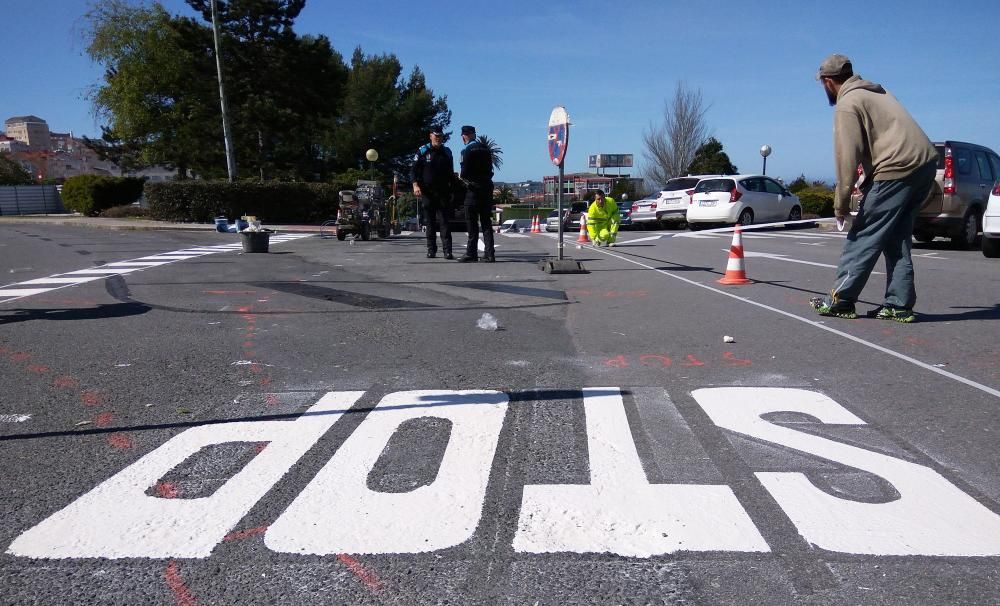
[1,220,998,605]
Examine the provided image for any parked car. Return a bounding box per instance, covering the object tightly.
[544,201,590,232]
[617,203,633,229]
[686,175,801,228]
[983,181,1000,258]
[914,141,1000,248]
[499,218,533,233]
[631,175,718,228]
[544,209,561,232]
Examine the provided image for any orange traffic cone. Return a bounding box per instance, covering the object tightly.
[531,215,542,233]
[576,214,590,243]
[718,224,751,285]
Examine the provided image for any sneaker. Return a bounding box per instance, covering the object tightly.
[482,256,495,263]
[444,253,455,260]
[872,305,916,323]
[426,252,436,258]
[457,255,478,263]
[809,296,858,319]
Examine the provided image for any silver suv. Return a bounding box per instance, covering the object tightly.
[915,141,1000,248]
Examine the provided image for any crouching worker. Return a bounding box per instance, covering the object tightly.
[586,190,621,247]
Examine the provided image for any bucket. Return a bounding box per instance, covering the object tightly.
[239,230,271,253]
[235,218,250,232]
[214,217,230,232]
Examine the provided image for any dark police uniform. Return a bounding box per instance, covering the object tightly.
[410,141,455,258]
[459,135,495,262]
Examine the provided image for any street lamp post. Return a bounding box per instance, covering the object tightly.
[760,144,772,176]
[365,148,378,181]
[210,0,237,182]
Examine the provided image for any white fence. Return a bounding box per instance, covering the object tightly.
[0,186,65,215]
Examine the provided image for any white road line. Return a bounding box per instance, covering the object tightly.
[0,233,312,305]
[0,414,31,423]
[739,250,884,274]
[0,288,52,297]
[586,245,1000,400]
[18,277,105,285]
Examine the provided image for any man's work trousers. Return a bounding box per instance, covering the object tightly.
[587,219,619,245]
[828,161,936,309]
[422,191,453,256]
[463,188,495,259]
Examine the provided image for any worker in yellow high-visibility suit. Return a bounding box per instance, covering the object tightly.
[586,190,621,247]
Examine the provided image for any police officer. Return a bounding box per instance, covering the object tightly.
[410,126,455,259]
[456,125,496,263]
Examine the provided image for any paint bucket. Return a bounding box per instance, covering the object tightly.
[239,230,271,253]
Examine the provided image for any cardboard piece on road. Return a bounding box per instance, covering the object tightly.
[539,258,587,274]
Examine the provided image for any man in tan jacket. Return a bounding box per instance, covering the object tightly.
[810,54,937,322]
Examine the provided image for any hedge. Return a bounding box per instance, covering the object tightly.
[797,186,835,217]
[144,180,342,224]
[62,175,145,216]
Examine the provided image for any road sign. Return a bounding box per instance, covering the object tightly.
[547,106,569,167]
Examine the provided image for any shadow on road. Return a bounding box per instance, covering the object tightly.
[0,302,151,326]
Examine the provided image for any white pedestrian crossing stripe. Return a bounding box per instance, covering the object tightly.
[0,234,311,304]
[8,387,1000,560]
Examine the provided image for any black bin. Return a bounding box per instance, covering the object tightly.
[239,231,271,253]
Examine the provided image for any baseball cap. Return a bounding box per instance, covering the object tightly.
[461,125,476,136]
[816,54,853,80]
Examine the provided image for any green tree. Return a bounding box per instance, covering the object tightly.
[686,137,738,175]
[787,174,810,193]
[476,135,503,171]
[0,153,34,185]
[85,1,222,178]
[495,185,517,205]
[329,48,451,181]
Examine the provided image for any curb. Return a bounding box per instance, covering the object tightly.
[0,215,325,233]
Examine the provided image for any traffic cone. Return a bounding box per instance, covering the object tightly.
[718,224,752,285]
[531,215,542,233]
[576,214,590,243]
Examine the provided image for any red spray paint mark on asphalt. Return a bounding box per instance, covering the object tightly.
[255,443,269,453]
[94,412,115,427]
[26,364,49,374]
[53,376,79,389]
[107,433,135,450]
[265,394,281,406]
[156,482,180,498]
[603,355,629,368]
[81,391,104,407]
[223,526,268,542]
[722,351,752,366]
[9,352,30,362]
[259,377,272,386]
[164,561,198,606]
[681,355,706,367]
[639,354,672,368]
[337,554,385,594]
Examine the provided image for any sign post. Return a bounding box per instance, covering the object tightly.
[548,106,569,260]
[542,107,586,274]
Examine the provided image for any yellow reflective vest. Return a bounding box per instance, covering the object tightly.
[587,198,620,226]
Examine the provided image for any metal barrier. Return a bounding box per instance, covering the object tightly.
[0,186,65,215]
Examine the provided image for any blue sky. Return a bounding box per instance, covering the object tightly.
[4,0,998,185]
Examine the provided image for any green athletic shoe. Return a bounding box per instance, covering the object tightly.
[872,306,917,323]
[809,297,858,319]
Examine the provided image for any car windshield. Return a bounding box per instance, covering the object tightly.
[548,210,559,217]
[695,179,736,193]
[663,178,701,191]
[570,202,588,212]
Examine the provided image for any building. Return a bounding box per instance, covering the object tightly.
[542,172,644,205]
[0,134,29,154]
[4,115,51,151]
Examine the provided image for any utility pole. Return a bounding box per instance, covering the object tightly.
[210,0,237,182]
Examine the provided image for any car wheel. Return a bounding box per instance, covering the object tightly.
[737,208,754,226]
[983,236,1000,258]
[913,231,934,243]
[688,222,705,231]
[787,206,802,221]
[951,208,980,249]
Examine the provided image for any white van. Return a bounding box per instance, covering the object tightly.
[499,219,532,233]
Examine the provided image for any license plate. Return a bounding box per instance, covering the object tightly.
[699,200,717,207]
